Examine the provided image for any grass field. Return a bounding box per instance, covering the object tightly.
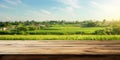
[48,24,104,33]
[0,24,118,40]
[28,26,105,35]
[0,35,120,40]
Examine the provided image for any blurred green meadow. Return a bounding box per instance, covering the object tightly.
[0,35,120,40]
[0,20,120,40]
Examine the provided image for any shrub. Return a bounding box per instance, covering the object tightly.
[93,28,112,35]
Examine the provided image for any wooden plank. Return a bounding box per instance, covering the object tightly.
[0,40,119,55]
[0,55,120,60]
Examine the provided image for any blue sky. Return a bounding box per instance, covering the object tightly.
[0,0,120,21]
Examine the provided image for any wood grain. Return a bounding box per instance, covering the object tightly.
[0,40,119,55]
[0,55,120,60]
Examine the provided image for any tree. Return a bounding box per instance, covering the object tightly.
[81,20,99,27]
[60,20,65,24]
[0,22,5,28]
[93,27,112,35]
[95,20,120,35]
[0,22,12,30]
[16,26,29,31]
[110,21,120,34]
[102,19,106,27]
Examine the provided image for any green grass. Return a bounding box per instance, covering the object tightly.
[0,23,105,35]
[0,35,120,40]
[30,27,105,35]
[37,24,105,33]
[51,27,104,33]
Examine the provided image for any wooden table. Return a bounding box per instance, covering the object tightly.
[0,40,119,60]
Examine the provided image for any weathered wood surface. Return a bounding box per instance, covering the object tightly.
[0,40,120,55]
[0,55,120,60]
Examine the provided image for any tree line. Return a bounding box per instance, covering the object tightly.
[0,20,120,35]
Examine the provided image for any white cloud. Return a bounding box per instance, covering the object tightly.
[0,0,25,9]
[0,4,10,9]
[5,16,13,21]
[58,0,81,9]
[26,9,51,16]
[4,0,22,5]
[41,9,51,15]
[0,4,12,9]
[90,0,120,19]
[23,10,57,21]
[91,0,120,12]
[65,7,74,12]
[55,0,80,13]
[55,0,81,18]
